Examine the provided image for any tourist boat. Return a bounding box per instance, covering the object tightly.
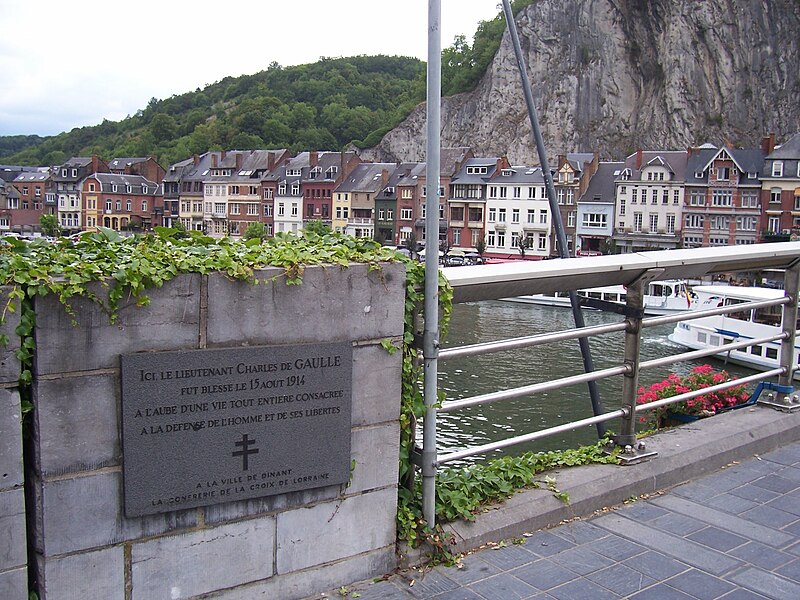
[504,280,695,315]
[668,285,800,377]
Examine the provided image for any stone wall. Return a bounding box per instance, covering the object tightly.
[17,263,405,600]
[0,290,27,599]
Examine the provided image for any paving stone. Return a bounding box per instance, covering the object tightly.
[717,589,770,599]
[435,554,501,586]
[764,493,800,517]
[740,504,798,529]
[729,484,781,504]
[762,445,800,466]
[593,514,742,575]
[521,531,575,557]
[651,494,793,547]
[584,563,657,596]
[347,580,415,600]
[476,544,536,571]
[728,566,800,598]
[751,474,800,494]
[467,572,538,600]
[687,526,750,552]
[402,569,460,598]
[615,501,670,521]
[775,557,800,581]
[622,550,691,580]
[664,568,736,599]
[728,541,794,570]
[511,558,578,591]
[773,465,800,482]
[547,545,614,575]
[673,481,720,501]
[650,511,708,536]
[583,531,647,561]
[549,520,609,544]
[628,583,698,599]
[430,588,485,600]
[705,493,760,515]
[546,578,619,600]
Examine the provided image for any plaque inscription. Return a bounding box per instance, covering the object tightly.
[120,342,352,517]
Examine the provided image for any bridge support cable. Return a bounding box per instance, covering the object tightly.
[422,0,442,528]
[500,0,606,436]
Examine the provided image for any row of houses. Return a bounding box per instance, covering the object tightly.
[2,132,799,258]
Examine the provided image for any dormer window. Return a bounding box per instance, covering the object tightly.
[61,169,68,177]
[694,171,704,179]
[71,169,78,177]
[278,183,287,195]
[772,161,784,177]
[501,169,513,176]
[287,169,302,176]
[126,185,132,193]
[112,184,118,192]
[141,185,148,194]
[466,166,488,175]
[326,166,338,176]
[384,186,395,194]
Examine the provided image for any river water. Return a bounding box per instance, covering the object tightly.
[436,300,753,463]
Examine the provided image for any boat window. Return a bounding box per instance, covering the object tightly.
[725,298,750,321]
[754,306,782,326]
[751,345,763,356]
[602,293,619,301]
[698,332,707,343]
[587,292,602,299]
[766,347,778,359]
[709,335,721,346]
[650,284,665,297]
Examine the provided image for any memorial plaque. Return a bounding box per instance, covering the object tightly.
[120,342,352,517]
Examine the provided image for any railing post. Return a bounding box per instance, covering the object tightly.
[779,263,799,387]
[613,277,657,464]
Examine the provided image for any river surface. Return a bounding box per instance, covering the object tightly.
[436,300,753,463]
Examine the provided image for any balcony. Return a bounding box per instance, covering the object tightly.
[493,221,506,230]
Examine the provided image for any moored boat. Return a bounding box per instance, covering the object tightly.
[504,280,695,316]
[668,285,799,378]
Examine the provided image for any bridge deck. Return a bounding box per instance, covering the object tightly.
[312,406,800,599]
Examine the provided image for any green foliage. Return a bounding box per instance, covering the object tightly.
[243,222,267,240]
[39,214,60,238]
[303,220,331,236]
[0,55,426,165]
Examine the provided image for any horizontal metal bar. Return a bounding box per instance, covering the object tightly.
[436,409,626,465]
[640,332,788,372]
[439,320,627,361]
[642,296,790,329]
[634,369,784,414]
[438,364,631,413]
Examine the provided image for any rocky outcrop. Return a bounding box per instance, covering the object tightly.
[362,0,800,164]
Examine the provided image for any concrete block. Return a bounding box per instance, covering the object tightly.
[208,546,397,600]
[0,488,26,571]
[276,486,397,573]
[37,471,196,556]
[351,344,402,427]
[348,423,400,495]
[204,484,341,526]
[0,388,23,489]
[0,287,21,385]
[131,518,275,600]
[206,263,406,346]
[43,546,124,600]
[33,374,119,477]
[34,273,201,374]
[0,566,27,600]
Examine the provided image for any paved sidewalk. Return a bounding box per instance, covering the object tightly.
[322,441,800,599]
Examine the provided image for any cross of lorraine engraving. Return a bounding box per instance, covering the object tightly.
[232,433,259,471]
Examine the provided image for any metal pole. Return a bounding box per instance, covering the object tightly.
[618,279,644,447]
[500,0,606,436]
[779,263,799,387]
[422,0,442,528]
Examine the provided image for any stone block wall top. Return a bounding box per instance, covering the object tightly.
[34,273,202,375]
[206,263,406,346]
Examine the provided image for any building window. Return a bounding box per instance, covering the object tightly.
[736,216,757,231]
[685,214,704,229]
[487,231,495,246]
[278,203,285,217]
[451,206,465,221]
[649,214,659,233]
[468,207,483,223]
[689,190,705,206]
[539,211,547,224]
[513,187,521,199]
[619,197,626,216]
[582,213,607,228]
[497,208,506,222]
[400,208,413,220]
[711,189,733,207]
[710,215,730,230]
[631,189,638,203]
[770,188,782,204]
[453,229,461,245]
[673,190,680,204]
[741,191,759,208]
[567,212,576,227]
[537,234,546,251]
[717,166,731,181]
[527,209,535,224]
[126,200,132,211]
[768,215,780,233]
[488,208,496,222]
[497,231,505,247]
[772,161,784,177]
[633,212,643,232]
[231,203,240,215]
[291,203,298,217]
[666,214,676,234]
[142,201,148,212]
[511,209,520,223]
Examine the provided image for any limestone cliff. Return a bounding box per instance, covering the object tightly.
[362,0,800,164]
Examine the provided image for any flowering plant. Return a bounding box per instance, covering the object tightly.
[636,364,750,428]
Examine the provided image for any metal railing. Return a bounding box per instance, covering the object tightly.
[415,242,800,525]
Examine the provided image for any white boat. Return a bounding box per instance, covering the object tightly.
[505,280,695,316]
[668,285,799,377]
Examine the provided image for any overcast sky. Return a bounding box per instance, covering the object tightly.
[0,0,502,137]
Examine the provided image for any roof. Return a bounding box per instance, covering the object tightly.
[768,132,800,159]
[336,163,396,193]
[491,166,544,184]
[581,162,624,203]
[685,145,765,184]
[620,150,688,181]
[451,157,501,184]
[13,171,50,183]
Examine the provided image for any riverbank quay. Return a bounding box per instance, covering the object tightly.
[311,405,800,599]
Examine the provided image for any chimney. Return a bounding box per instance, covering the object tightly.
[635,149,643,170]
[381,168,389,185]
[211,154,217,168]
[687,146,694,158]
[761,133,776,155]
[235,153,243,169]
[557,154,566,169]
[310,151,318,167]
[268,152,276,171]
[193,154,200,166]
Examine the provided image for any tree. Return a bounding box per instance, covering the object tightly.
[475,237,486,257]
[404,231,418,259]
[516,235,532,259]
[39,214,61,237]
[243,222,267,240]
[303,220,331,236]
